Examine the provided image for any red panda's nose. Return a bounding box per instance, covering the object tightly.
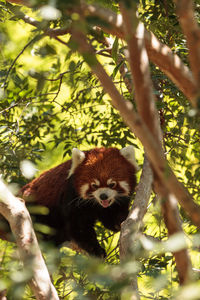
[100,193,108,200]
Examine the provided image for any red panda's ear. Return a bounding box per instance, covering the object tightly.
[120,146,139,171]
[68,148,85,178]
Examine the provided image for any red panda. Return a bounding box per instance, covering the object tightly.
[21,146,139,257]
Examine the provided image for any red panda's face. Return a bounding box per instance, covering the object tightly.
[79,178,131,208]
[70,147,138,208]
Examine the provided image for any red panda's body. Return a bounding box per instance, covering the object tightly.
[21,147,138,257]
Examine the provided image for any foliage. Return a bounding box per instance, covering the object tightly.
[0,0,200,299]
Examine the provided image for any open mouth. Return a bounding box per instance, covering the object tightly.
[100,199,112,208]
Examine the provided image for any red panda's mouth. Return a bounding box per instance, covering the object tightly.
[100,199,112,208]
[92,188,116,208]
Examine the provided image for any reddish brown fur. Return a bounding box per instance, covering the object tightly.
[21,148,135,207]
[21,148,136,207]
[20,160,72,206]
[19,147,137,257]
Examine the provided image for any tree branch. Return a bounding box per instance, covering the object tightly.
[161,194,192,284]
[144,30,197,105]
[81,2,124,38]
[3,36,37,87]
[120,2,192,284]
[7,0,197,106]
[174,0,200,84]
[120,157,153,299]
[0,179,59,300]
[119,6,162,141]
[81,2,197,106]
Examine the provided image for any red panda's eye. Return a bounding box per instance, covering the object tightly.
[108,182,116,189]
[91,183,99,189]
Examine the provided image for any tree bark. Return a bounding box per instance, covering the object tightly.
[120,2,192,284]
[0,179,59,300]
[161,194,192,284]
[120,157,153,259]
[120,157,153,300]
[81,1,197,107]
[174,0,200,84]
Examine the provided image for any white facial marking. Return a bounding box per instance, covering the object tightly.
[80,183,89,199]
[94,179,100,185]
[107,178,113,185]
[119,181,130,195]
[91,179,100,189]
[107,178,116,185]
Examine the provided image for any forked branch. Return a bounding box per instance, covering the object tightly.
[81,1,197,106]
[120,2,192,284]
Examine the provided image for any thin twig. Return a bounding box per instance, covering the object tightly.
[3,36,40,87]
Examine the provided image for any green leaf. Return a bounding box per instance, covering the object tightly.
[111,37,119,63]
[112,59,124,79]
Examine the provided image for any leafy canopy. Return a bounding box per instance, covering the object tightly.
[0,0,200,299]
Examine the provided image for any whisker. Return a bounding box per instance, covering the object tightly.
[75,197,96,207]
[114,194,131,205]
[67,192,130,208]
[67,196,81,206]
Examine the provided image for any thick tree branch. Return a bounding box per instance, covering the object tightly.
[120,157,153,299]
[120,2,192,284]
[119,7,162,142]
[81,2,124,38]
[174,0,200,84]
[0,179,59,300]
[144,30,197,105]
[81,2,197,106]
[154,179,192,284]
[161,194,192,284]
[6,0,28,4]
[98,27,191,282]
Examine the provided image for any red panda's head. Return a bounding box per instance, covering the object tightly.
[68,147,139,208]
